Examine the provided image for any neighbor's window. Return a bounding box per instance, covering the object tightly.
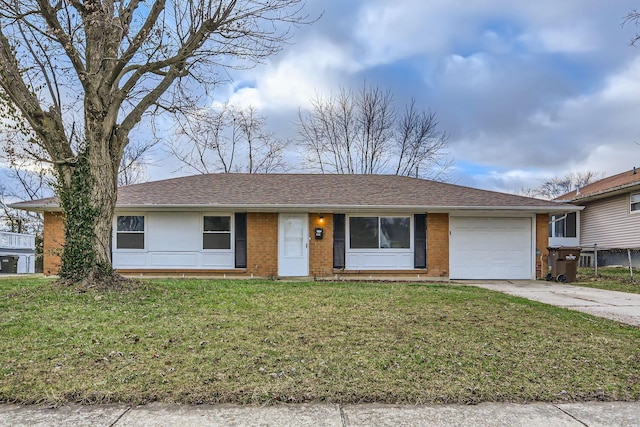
[116,216,145,249]
[631,193,640,212]
[203,216,231,250]
[549,212,576,238]
[349,216,410,249]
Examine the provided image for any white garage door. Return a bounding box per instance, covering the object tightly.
[449,217,533,280]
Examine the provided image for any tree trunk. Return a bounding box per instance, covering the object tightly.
[56,143,121,286]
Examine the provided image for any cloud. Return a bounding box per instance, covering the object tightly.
[447,55,640,191]
[225,36,362,112]
[146,0,640,193]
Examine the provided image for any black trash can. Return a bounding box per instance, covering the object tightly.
[547,247,581,283]
[0,256,19,274]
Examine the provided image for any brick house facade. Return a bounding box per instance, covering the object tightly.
[18,174,567,280]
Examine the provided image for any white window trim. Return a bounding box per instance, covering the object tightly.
[630,193,640,214]
[201,213,234,252]
[346,214,414,252]
[113,213,147,252]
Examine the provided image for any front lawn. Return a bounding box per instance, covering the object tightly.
[1,277,639,406]
[574,267,640,294]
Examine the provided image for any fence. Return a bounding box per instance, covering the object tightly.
[578,244,640,281]
[0,231,36,250]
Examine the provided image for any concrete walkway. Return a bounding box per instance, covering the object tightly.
[2,401,640,426]
[464,281,640,327]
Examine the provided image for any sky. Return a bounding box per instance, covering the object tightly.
[2,0,640,198]
[142,0,640,194]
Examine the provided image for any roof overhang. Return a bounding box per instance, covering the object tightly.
[561,182,640,204]
[116,203,583,214]
[12,203,581,215]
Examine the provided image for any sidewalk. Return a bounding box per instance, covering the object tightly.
[2,401,640,426]
[464,281,640,327]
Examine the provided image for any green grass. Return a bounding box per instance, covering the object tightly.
[573,267,640,294]
[1,277,640,406]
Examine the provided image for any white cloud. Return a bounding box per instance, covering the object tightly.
[519,23,601,54]
[148,0,640,193]
[450,55,640,191]
[226,37,362,112]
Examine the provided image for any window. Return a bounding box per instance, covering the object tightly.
[549,212,576,238]
[631,193,640,212]
[116,216,144,249]
[349,216,410,249]
[203,216,231,250]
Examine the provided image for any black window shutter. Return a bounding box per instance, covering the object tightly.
[414,214,427,269]
[333,214,346,269]
[566,212,577,238]
[234,213,247,268]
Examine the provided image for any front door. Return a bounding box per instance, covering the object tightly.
[278,213,309,276]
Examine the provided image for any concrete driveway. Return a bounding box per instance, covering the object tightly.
[463,281,640,327]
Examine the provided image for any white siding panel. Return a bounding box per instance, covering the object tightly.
[147,212,201,252]
[201,253,235,268]
[549,236,579,247]
[346,250,413,269]
[581,194,640,248]
[113,253,147,266]
[150,253,198,267]
[112,212,235,270]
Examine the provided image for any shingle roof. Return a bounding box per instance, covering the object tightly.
[555,168,640,203]
[12,173,571,212]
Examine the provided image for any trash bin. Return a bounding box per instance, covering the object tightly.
[546,247,581,283]
[0,256,19,274]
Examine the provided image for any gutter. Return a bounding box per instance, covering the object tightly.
[560,182,640,203]
[10,203,581,214]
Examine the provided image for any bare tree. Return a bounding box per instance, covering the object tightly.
[624,10,640,45]
[118,140,154,186]
[523,171,602,200]
[297,82,451,178]
[394,100,452,180]
[170,104,288,174]
[0,1,309,285]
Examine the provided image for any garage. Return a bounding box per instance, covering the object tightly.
[449,216,533,280]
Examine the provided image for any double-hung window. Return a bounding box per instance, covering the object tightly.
[203,216,232,250]
[116,216,145,249]
[631,193,640,213]
[349,216,410,249]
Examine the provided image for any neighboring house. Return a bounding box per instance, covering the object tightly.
[554,167,640,268]
[12,174,578,280]
[0,231,36,274]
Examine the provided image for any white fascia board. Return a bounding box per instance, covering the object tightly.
[112,204,580,213]
[14,202,580,214]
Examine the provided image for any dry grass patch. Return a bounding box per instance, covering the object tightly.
[1,277,639,406]
[574,267,640,294]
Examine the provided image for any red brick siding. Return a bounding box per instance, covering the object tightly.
[246,212,278,277]
[536,213,549,279]
[43,212,65,276]
[427,213,449,277]
[309,213,333,276]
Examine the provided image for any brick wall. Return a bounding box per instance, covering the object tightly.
[40,210,462,279]
[43,211,65,276]
[246,212,278,277]
[536,213,549,279]
[427,213,449,277]
[309,213,333,277]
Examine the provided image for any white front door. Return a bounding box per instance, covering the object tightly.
[278,213,309,276]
